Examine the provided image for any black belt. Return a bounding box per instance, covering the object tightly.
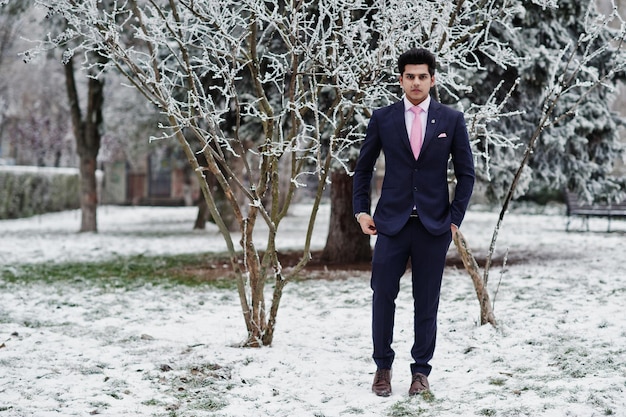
[410,210,419,218]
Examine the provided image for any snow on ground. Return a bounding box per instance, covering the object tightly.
[0,203,625,416]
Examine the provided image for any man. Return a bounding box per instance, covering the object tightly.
[352,48,475,397]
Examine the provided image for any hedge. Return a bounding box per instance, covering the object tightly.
[0,166,80,219]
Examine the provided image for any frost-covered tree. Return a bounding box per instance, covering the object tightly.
[1,0,109,231]
[453,0,626,325]
[18,0,547,345]
[0,1,75,168]
[461,0,626,204]
[63,52,107,232]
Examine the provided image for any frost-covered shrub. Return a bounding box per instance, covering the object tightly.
[0,166,80,219]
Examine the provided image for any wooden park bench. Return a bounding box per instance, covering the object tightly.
[565,190,626,232]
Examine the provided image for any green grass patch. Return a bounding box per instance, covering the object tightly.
[0,253,238,289]
[386,392,437,417]
[489,377,507,386]
[388,400,428,416]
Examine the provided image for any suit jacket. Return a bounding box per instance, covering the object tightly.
[353,99,475,236]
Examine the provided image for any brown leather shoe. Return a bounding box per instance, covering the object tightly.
[372,368,392,397]
[408,372,430,396]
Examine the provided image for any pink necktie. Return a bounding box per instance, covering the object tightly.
[409,106,423,159]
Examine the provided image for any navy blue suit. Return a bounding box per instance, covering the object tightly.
[353,98,474,376]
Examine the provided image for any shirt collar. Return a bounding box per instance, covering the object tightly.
[403,95,431,113]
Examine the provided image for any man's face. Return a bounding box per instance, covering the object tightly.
[399,64,435,105]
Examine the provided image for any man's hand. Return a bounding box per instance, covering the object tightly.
[451,223,458,238]
[358,213,377,235]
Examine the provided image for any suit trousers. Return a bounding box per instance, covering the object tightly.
[370,216,452,376]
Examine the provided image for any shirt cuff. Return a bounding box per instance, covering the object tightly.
[355,212,368,221]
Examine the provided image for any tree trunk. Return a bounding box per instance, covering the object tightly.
[452,230,497,326]
[78,155,98,232]
[321,168,372,263]
[194,154,238,231]
[65,57,104,233]
[194,198,209,229]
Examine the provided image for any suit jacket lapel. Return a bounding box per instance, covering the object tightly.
[421,100,441,156]
[391,101,413,155]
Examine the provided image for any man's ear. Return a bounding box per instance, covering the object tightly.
[430,74,436,87]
